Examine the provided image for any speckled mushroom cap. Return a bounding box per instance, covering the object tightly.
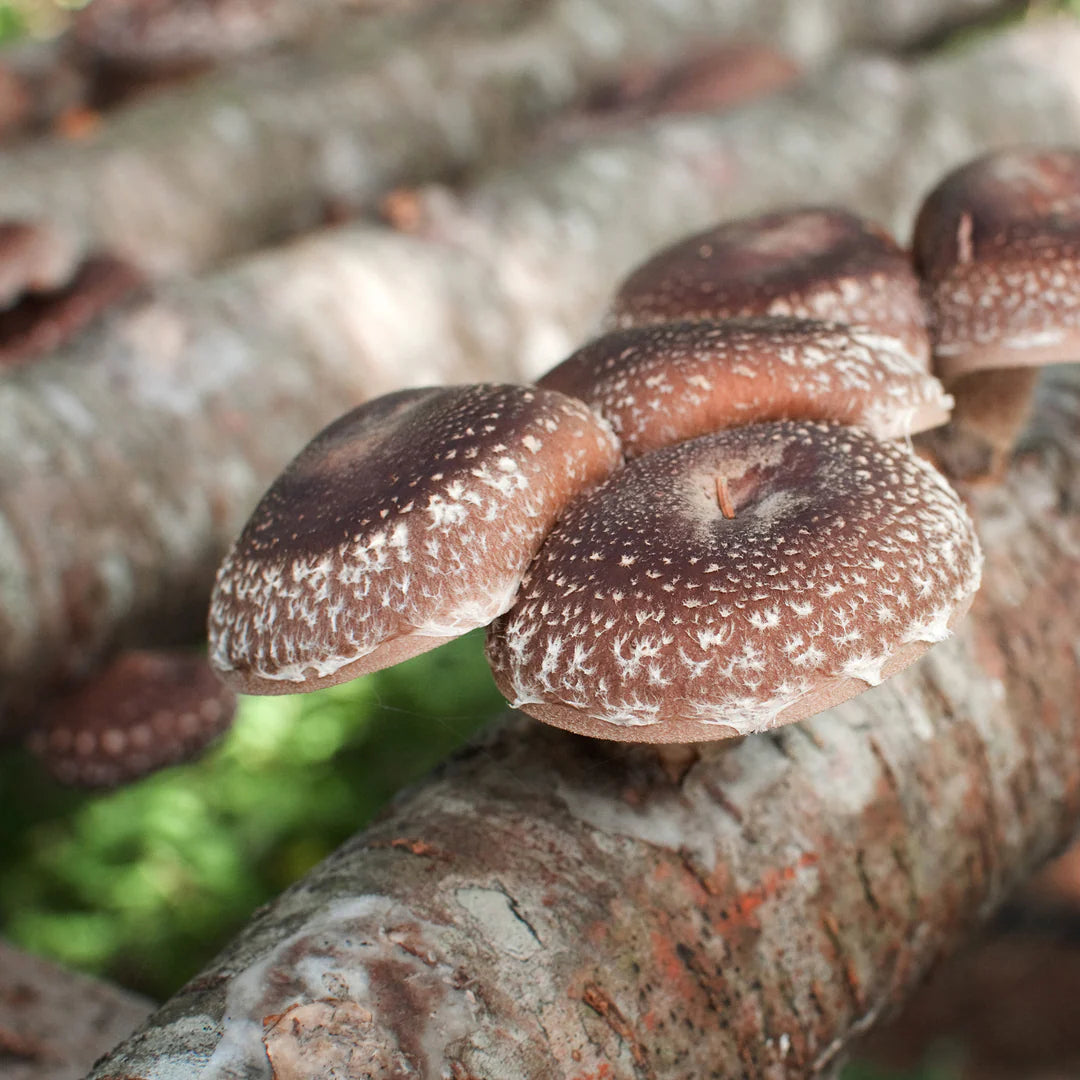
[486,420,982,743]
[26,650,236,787]
[913,147,1080,379]
[209,384,621,695]
[606,207,930,369]
[538,317,951,457]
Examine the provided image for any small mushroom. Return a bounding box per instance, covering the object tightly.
[913,146,1080,477]
[486,420,982,743]
[0,254,144,368]
[538,316,951,457]
[26,649,236,787]
[209,384,620,695]
[607,207,930,369]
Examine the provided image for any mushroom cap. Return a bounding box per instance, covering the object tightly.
[209,384,621,695]
[607,207,930,368]
[0,254,144,369]
[26,650,236,787]
[486,420,982,743]
[538,317,952,457]
[913,147,1080,379]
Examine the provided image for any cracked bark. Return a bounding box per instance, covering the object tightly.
[87,367,1080,1076]
[3,19,1080,727]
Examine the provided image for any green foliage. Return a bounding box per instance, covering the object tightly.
[0,3,27,42]
[0,631,505,999]
[841,1045,965,1080]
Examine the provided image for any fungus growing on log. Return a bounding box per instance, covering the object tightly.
[913,146,1080,476]
[485,420,982,742]
[538,316,951,457]
[607,206,930,369]
[0,221,76,307]
[208,384,620,695]
[0,254,143,368]
[26,649,236,786]
[207,195,981,748]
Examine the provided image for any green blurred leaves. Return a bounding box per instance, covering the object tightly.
[0,631,505,998]
[0,4,27,41]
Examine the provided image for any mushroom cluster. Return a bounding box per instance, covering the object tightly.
[208,143,1080,746]
[914,147,1080,476]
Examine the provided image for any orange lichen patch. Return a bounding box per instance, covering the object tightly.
[389,837,446,858]
[580,983,649,1071]
[649,930,698,1003]
[570,1064,615,1080]
[55,105,102,140]
[366,837,451,859]
[718,852,819,928]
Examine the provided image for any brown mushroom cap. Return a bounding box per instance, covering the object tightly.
[486,420,982,743]
[0,255,144,369]
[607,207,930,369]
[26,650,236,787]
[209,384,621,695]
[538,317,952,457]
[913,147,1080,379]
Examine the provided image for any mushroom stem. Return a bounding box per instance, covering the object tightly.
[938,366,1042,481]
[715,475,736,519]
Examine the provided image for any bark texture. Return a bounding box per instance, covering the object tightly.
[85,365,1080,1077]
[3,20,1080,727]
[68,0,397,70]
[0,0,1015,297]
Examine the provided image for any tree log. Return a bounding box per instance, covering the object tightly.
[85,365,1080,1076]
[0,940,153,1080]
[0,0,1016,303]
[3,18,1080,727]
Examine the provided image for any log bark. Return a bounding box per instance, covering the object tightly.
[0,0,1015,300]
[85,366,1080,1077]
[0,940,153,1080]
[3,19,1080,727]
[0,37,88,141]
[67,0,400,71]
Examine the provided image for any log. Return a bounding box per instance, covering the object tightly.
[0,0,1016,302]
[3,18,1080,726]
[67,0,447,72]
[0,940,153,1080]
[86,366,1080,1077]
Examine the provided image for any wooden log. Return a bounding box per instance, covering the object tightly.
[2,19,1078,723]
[85,365,1080,1076]
[0,0,1016,302]
[0,940,153,1080]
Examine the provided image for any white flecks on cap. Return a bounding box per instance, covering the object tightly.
[208,384,621,694]
[486,420,982,742]
[538,317,951,456]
